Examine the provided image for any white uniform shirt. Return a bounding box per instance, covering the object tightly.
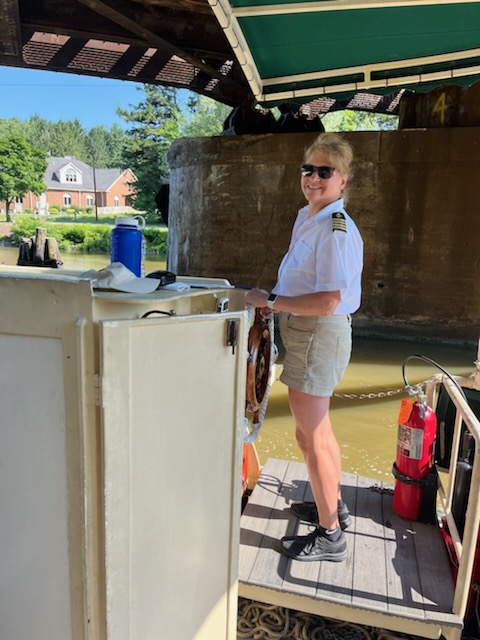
[272,199,363,315]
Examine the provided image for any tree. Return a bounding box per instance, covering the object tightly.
[0,117,23,138]
[117,85,183,217]
[85,125,111,168]
[0,133,47,222]
[106,123,127,168]
[50,118,87,159]
[180,95,231,138]
[321,109,398,131]
[25,115,54,155]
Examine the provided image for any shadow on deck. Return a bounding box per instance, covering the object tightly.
[239,458,463,640]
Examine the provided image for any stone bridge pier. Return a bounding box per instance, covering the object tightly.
[167,129,480,343]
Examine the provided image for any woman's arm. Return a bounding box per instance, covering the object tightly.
[245,288,341,316]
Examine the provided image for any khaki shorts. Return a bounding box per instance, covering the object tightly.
[278,313,352,397]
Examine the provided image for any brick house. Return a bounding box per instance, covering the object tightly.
[14,156,137,214]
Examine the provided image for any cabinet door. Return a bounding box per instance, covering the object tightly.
[100,312,247,640]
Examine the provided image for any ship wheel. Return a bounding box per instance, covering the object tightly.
[246,309,272,416]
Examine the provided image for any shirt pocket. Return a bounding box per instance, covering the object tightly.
[289,240,312,268]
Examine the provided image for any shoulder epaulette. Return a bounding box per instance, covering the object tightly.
[332,212,347,232]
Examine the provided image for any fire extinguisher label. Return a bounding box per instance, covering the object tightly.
[397,424,424,459]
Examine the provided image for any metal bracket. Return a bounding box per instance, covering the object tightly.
[226,318,239,354]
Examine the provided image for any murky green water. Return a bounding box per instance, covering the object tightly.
[1,246,476,483]
[0,245,166,273]
[259,337,476,481]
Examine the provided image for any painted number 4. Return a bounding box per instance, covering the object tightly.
[432,92,448,126]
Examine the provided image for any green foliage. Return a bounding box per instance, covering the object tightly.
[321,109,398,131]
[180,95,231,138]
[117,85,183,217]
[86,125,114,168]
[10,219,167,254]
[50,118,87,159]
[82,226,111,253]
[0,133,48,222]
[143,227,168,253]
[10,218,38,243]
[62,225,87,245]
[0,115,129,169]
[46,211,124,224]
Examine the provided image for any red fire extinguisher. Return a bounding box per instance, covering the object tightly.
[393,395,437,521]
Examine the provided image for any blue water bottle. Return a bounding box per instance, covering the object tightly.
[110,217,145,276]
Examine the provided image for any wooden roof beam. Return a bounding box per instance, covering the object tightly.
[77,0,245,92]
[0,0,22,60]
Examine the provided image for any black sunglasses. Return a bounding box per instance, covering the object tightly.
[300,164,336,179]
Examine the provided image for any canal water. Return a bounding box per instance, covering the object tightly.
[1,246,476,482]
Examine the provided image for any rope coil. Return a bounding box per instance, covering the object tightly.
[237,598,419,640]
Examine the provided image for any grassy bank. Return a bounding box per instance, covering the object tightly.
[7,218,168,254]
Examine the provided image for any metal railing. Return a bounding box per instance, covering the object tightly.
[425,369,480,620]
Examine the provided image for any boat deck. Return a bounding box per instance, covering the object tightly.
[239,458,463,640]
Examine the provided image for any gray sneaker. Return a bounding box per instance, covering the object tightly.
[280,528,348,562]
[290,501,352,530]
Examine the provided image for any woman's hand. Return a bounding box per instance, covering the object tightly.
[245,288,273,317]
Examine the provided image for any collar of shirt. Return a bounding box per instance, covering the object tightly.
[308,198,345,224]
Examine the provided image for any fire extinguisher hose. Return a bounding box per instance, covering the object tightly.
[402,354,468,402]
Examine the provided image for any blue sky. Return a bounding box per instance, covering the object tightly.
[0,66,149,129]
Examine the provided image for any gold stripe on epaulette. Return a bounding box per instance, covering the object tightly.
[332,211,347,232]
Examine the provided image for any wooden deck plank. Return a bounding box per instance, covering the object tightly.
[383,490,425,620]
[351,475,389,612]
[243,458,307,590]
[316,473,356,603]
[280,462,321,599]
[238,457,290,583]
[414,518,458,625]
[239,458,463,639]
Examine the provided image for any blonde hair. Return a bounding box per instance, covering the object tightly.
[304,132,354,177]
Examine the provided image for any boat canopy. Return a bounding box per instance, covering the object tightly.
[207,0,480,109]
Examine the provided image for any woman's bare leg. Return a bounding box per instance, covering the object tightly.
[288,388,342,530]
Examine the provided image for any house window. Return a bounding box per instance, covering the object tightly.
[63,194,72,206]
[86,195,94,207]
[65,168,77,183]
[114,196,120,207]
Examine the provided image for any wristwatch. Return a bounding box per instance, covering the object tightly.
[266,292,278,309]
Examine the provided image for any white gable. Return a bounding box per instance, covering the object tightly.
[58,162,83,186]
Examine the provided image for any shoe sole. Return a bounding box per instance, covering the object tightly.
[281,546,349,562]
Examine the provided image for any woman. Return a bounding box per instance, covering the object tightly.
[245,132,363,562]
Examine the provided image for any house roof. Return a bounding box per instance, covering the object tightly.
[46,157,131,193]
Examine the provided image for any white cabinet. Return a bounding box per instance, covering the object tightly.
[0,270,247,640]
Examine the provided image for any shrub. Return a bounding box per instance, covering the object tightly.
[143,227,168,253]
[10,220,167,255]
[63,226,86,244]
[83,227,111,253]
[10,219,37,243]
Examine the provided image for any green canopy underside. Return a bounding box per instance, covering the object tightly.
[209,1,480,107]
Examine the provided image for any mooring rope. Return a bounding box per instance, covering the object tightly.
[237,598,419,640]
